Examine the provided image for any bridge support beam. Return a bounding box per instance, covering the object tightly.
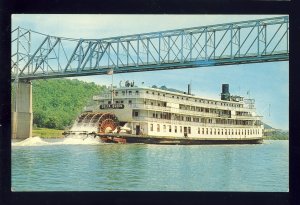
[11,81,33,139]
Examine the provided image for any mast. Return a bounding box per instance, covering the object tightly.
[111,69,114,104]
[107,68,114,104]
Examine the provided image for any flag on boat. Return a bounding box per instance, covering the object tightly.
[107,69,114,75]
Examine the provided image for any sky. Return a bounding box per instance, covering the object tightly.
[12,14,289,130]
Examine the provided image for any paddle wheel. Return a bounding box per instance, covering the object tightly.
[65,112,119,134]
[63,112,127,143]
[97,113,119,133]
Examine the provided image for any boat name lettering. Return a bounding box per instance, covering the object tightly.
[100,104,125,109]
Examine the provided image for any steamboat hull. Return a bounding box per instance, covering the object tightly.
[99,134,263,145]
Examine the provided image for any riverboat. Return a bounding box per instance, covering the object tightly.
[64,82,264,145]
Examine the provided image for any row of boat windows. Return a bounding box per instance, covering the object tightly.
[115,90,139,96]
[149,112,259,125]
[149,124,261,135]
[110,90,243,108]
[109,99,245,115]
[150,124,191,134]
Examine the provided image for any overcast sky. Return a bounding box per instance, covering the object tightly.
[12,14,289,130]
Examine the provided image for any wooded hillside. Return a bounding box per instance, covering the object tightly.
[14,79,106,129]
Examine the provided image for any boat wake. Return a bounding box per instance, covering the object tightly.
[12,135,104,147]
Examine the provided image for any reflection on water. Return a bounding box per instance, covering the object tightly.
[12,140,288,191]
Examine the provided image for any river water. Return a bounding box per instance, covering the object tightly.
[11,137,288,191]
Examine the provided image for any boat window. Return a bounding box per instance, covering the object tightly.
[157,124,160,132]
[180,126,182,133]
[206,128,208,135]
[177,96,179,99]
[151,102,154,105]
[163,94,165,97]
[135,90,139,95]
[218,129,220,135]
[198,128,200,134]
[169,125,172,132]
[221,129,223,135]
[128,91,132,95]
[122,91,125,95]
[121,101,124,103]
[129,100,132,104]
[174,126,177,133]
[188,127,191,134]
[116,101,119,103]
[158,93,160,96]
[146,91,149,94]
[202,128,204,134]
[134,111,139,117]
[152,92,155,95]
[214,129,216,135]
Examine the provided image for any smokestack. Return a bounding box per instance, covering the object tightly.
[188,84,191,95]
[221,84,230,101]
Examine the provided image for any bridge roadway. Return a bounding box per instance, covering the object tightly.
[11,16,289,139]
[11,16,289,81]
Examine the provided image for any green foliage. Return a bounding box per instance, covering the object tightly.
[30,79,105,129]
[264,130,289,140]
[32,127,64,138]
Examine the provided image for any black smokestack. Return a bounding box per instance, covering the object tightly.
[188,84,191,95]
[221,84,230,101]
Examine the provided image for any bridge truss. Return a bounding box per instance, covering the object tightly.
[11,16,289,81]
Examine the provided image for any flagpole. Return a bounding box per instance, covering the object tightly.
[111,69,114,104]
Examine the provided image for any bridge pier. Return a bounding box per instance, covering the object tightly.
[11,81,33,139]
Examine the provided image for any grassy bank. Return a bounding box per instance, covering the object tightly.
[32,128,64,138]
[263,130,289,140]
[263,135,289,140]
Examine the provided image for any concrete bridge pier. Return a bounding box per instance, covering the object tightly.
[11,80,33,139]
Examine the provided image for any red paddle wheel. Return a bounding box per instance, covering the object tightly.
[97,113,119,134]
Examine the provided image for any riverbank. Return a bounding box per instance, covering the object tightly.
[32,128,64,138]
[263,130,289,140]
[263,135,289,140]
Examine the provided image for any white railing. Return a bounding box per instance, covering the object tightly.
[132,117,261,128]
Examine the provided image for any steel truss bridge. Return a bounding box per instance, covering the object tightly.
[11,16,289,81]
